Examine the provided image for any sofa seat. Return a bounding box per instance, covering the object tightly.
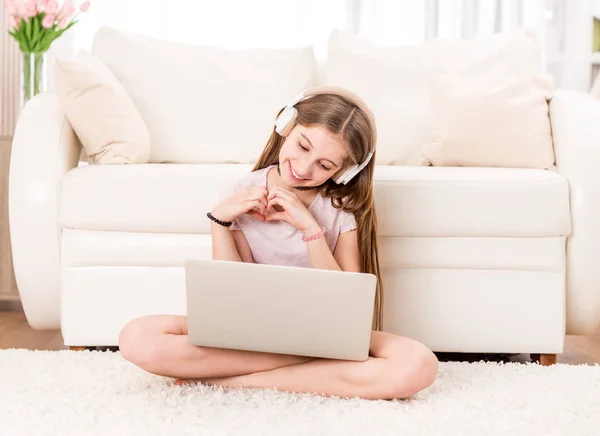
[60,164,571,237]
[56,163,572,349]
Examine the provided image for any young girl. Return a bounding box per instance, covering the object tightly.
[118,85,438,400]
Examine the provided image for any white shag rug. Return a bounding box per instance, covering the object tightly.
[1,349,599,436]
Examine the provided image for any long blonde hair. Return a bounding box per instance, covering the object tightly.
[252,92,383,330]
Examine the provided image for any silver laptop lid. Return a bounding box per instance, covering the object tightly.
[184,259,377,361]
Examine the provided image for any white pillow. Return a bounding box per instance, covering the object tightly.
[422,72,555,169]
[91,27,319,164]
[323,29,542,166]
[54,51,151,164]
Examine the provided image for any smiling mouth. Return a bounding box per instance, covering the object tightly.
[289,163,309,182]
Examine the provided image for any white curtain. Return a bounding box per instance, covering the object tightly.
[50,0,599,91]
[70,0,548,58]
[72,0,349,59]
[357,0,546,45]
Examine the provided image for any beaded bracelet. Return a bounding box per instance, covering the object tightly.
[302,226,325,242]
[207,212,233,227]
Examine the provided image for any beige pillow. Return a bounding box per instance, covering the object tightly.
[324,29,543,166]
[422,72,555,169]
[54,51,151,164]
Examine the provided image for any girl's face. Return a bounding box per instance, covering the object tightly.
[278,124,348,187]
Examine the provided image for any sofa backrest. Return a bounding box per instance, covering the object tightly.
[92,27,543,166]
[92,27,318,165]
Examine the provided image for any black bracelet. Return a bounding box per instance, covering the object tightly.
[207,212,233,227]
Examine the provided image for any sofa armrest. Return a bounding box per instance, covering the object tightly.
[550,89,600,335]
[9,92,81,329]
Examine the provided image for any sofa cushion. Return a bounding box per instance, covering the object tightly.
[373,166,570,237]
[91,27,318,164]
[60,164,571,237]
[423,72,555,169]
[324,29,542,166]
[54,51,151,164]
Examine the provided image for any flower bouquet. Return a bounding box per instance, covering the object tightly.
[4,0,91,103]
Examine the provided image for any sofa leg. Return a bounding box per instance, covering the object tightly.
[531,353,557,366]
[540,354,557,366]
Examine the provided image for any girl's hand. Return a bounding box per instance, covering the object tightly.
[211,186,268,223]
[265,186,320,232]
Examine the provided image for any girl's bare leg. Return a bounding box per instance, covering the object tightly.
[118,315,312,379]
[196,331,439,400]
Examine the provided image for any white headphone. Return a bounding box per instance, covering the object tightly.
[274,85,376,185]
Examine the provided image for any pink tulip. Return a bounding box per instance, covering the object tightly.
[19,0,38,18]
[43,0,59,15]
[58,0,76,19]
[4,0,17,15]
[42,13,55,28]
[8,14,21,29]
[79,0,90,12]
[57,16,69,29]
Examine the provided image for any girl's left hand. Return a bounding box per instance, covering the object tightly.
[265,186,319,231]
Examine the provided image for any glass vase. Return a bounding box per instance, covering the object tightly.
[22,52,47,106]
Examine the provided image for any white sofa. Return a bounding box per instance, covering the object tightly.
[8,27,600,359]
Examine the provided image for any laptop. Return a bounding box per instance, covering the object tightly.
[184,259,377,361]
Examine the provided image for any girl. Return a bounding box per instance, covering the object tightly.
[118,85,438,400]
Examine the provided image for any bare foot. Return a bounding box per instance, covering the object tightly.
[201,374,250,388]
[174,376,245,388]
[174,378,203,386]
[173,356,315,387]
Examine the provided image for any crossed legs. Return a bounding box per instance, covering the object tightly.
[118,314,438,400]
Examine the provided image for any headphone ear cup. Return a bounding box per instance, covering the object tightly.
[335,164,358,184]
[275,107,297,137]
[280,110,297,137]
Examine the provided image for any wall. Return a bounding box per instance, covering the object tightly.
[0,4,19,300]
[0,2,21,137]
[0,136,18,301]
[557,0,593,92]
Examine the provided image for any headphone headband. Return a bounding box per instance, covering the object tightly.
[274,85,377,185]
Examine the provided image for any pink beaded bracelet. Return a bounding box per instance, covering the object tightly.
[302,226,325,242]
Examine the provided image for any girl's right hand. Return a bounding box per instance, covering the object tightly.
[211,186,268,223]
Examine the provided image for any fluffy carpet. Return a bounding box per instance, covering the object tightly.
[1,349,599,436]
